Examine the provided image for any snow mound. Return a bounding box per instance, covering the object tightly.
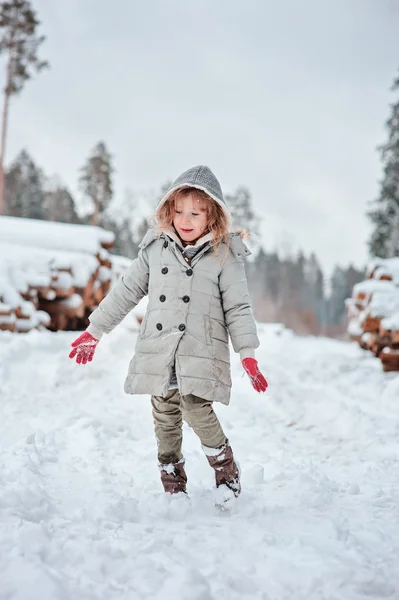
[0,217,127,332]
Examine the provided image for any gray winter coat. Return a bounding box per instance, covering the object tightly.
[88,166,260,404]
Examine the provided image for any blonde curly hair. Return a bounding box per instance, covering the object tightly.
[154,187,231,252]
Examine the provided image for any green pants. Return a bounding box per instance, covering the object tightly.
[151,389,227,464]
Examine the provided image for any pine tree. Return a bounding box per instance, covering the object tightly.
[4,152,24,215]
[292,251,306,311]
[225,186,259,235]
[327,264,365,326]
[100,214,138,258]
[0,0,49,214]
[327,266,347,325]
[369,72,399,258]
[79,141,113,226]
[265,252,281,301]
[303,253,325,332]
[4,148,44,218]
[43,178,80,223]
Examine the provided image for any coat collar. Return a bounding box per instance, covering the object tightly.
[165,227,213,250]
[138,227,251,262]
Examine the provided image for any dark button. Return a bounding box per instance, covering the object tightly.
[163,241,168,248]
[179,324,186,332]
[161,267,168,274]
[156,323,163,331]
[186,269,193,276]
[160,295,166,302]
[182,295,190,303]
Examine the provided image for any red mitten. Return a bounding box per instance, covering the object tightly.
[69,331,99,365]
[242,358,268,393]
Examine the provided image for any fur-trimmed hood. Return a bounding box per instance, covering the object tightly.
[156,165,231,223]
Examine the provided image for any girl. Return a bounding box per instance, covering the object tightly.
[69,165,268,502]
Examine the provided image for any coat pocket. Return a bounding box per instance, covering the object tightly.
[204,315,229,345]
[204,315,230,364]
[209,318,229,344]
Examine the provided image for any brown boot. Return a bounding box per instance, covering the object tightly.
[203,441,241,498]
[159,459,187,494]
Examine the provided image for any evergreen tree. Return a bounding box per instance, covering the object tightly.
[43,178,80,223]
[327,264,365,326]
[247,247,267,298]
[4,152,24,215]
[265,252,281,301]
[327,266,347,325]
[369,72,399,258]
[225,186,259,235]
[302,253,325,332]
[4,148,44,218]
[101,214,138,258]
[79,141,113,226]
[292,251,306,311]
[0,0,49,214]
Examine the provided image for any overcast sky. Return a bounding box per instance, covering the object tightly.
[6,0,399,275]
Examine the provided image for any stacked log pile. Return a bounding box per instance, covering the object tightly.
[346,258,399,371]
[0,216,121,333]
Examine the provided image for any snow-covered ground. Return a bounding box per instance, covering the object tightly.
[1,322,399,600]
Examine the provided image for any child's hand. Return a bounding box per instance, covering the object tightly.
[69,331,99,365]
[242,358,268,393]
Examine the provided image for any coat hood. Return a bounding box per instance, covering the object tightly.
[156,165,231,222]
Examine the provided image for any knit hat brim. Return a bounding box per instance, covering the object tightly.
[157,183,232,222]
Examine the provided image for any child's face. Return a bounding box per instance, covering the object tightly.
[173,193,208,243]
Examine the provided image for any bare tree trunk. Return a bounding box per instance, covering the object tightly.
[0,54,12,215]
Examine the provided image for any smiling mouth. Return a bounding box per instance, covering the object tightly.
[181,228,194,233]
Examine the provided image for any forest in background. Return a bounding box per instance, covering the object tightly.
[0,1,398,336]
[2,143,365,336]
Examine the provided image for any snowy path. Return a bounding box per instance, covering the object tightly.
[1,323,399,599]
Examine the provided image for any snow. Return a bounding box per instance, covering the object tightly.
[98,265,112,283]
[347,318,363,337]
[352,278,394,299]
[0,313,16,325]
[19,300,35,317]
[54,271,73,290]
[0,215,114,255]
[1,323,399,599]
[0,241,100,303]
[36,311,51,326]
[349,260,399,338]
[201,443,227,457]
[367,287,399,319]
[361,332,372,343]
[0,216,116,310]
[381,312,399,332]
[63,293,84,309]
[367,257,399,282]
[16,316,39,332]
[0,217,126,332]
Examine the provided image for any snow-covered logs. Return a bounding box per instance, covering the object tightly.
[346,258,399,371]
[0,216,123,333]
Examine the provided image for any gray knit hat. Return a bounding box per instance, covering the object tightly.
[157,165,231,221]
